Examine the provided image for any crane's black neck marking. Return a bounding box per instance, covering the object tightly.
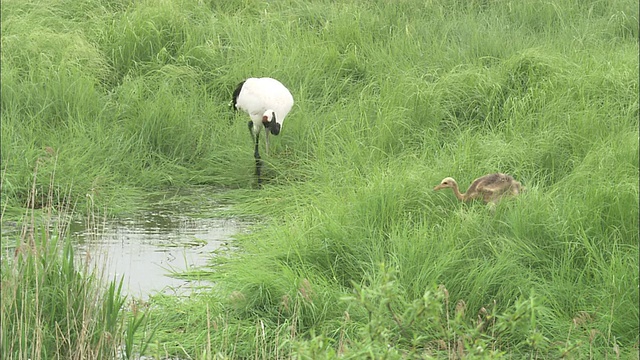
[231,80,245,111]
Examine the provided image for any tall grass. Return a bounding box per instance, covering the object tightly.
[2,0,638,357]
[0,163,152,359]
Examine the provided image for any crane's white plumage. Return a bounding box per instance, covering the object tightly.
[232,77,294,157]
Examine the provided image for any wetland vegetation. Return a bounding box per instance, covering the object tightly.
[1,0,638,358]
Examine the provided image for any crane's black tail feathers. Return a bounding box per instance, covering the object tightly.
[231,80,245,111]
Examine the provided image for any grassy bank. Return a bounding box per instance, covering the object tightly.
[1,0,638,358]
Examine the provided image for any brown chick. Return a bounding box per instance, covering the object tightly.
[434,173,523,205]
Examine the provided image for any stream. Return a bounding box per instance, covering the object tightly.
[67,188,249,300]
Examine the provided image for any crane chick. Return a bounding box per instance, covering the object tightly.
[434,173,523,205]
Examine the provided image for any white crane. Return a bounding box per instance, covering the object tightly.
[231,77,294,162]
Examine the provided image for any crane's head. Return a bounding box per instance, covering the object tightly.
[434,177,457,191]
[262,110,281,135]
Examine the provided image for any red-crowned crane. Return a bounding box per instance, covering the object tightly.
[231,77,294,184]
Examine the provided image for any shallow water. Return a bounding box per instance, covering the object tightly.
[68,188,248,300]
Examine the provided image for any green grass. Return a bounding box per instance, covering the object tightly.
[1,0,638,358]
[0,174,154,359]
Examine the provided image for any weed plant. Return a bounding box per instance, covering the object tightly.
[1,0,638,358]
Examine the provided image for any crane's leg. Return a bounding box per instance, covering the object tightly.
[254,132,261,160]
[247,120,254,140]
[265,130,270,156]
[254,132,262,186]
[487,201,497,214]
[248,121,263,186]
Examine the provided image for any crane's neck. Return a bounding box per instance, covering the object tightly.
[450,182,466,201]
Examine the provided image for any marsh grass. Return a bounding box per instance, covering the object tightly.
[2,0,638,358]
[0,162,153,359]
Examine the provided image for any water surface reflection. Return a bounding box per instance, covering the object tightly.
[70,188,247,299]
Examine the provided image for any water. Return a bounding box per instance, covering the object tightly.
[69,188,248,300]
